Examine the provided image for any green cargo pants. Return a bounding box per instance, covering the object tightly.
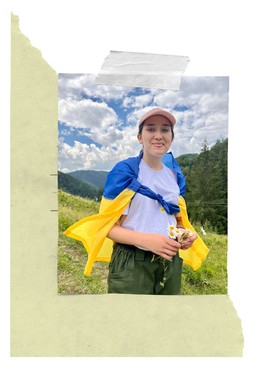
[107,243,183,295]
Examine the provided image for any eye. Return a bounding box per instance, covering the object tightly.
[162,127,172,133]
[146,127,156,132]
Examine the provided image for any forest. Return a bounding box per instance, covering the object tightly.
[58,138,228,294]
[177,138,228,234]
[58,138,228,235]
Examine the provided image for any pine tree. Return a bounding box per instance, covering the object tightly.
[185,139,227,234]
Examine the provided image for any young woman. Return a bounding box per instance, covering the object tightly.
[64,107,208,295]
[106,107,198,295]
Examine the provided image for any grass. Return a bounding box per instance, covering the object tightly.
[58,191,108,294]
[58,190,227,295]
[180,228,227,294]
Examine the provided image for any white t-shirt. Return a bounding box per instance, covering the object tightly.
[121,159,180,249]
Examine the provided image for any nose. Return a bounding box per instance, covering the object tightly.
[154,130,163,140]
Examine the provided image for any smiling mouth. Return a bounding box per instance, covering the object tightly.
[153,143,164,147]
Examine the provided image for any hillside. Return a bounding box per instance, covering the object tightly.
[69,170,108,190]
[59,138,228,234]
[58,190,227,295]
[58,171,98,199]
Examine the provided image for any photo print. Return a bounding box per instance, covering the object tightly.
[58,74,228,295]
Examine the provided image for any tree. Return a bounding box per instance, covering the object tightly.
[185,139,227,234]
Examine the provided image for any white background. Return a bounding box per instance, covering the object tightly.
[1,0,252,366]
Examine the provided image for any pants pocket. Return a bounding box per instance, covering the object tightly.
[108,245,135,293]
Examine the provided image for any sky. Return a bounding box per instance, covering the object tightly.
[58,74,229,173]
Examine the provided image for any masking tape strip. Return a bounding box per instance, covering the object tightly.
[96,50,190,90]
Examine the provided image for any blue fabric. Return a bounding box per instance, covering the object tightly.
[103,152,186,215]
[162,153,186,197]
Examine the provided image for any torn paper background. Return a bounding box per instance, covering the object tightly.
[10,13,243,358]
[2,0,253,364]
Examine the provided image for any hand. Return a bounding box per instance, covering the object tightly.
[108,225,181,260]
[178,230,198,250]
[141,233,181,260]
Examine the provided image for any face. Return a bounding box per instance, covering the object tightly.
[137,115,173,159]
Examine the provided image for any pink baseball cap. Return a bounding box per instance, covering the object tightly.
[138,107,176,126]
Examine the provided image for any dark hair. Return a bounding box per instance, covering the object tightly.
[138,120,175,140]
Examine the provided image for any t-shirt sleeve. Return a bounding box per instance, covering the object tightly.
[123,204,129,215]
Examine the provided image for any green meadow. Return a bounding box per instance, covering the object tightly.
[58,190,227,295]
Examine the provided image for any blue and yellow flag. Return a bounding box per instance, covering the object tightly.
[64,152,209,275]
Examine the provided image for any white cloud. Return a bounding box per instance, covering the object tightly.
[85,126,124,145]
[58,98,118,129]
[58,73,130,101]
[58,131,141,172]
[153,89,177,106]
[58,75,229,171]
[122,93,153,109]
[58,97,129,148]
[152,77,228,155]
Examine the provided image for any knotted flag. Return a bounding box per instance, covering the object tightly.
[64,152,209,275]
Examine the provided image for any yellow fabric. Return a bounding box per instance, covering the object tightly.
[64,190,209,275]
[177,196,209,270]
[64,188,135,275]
